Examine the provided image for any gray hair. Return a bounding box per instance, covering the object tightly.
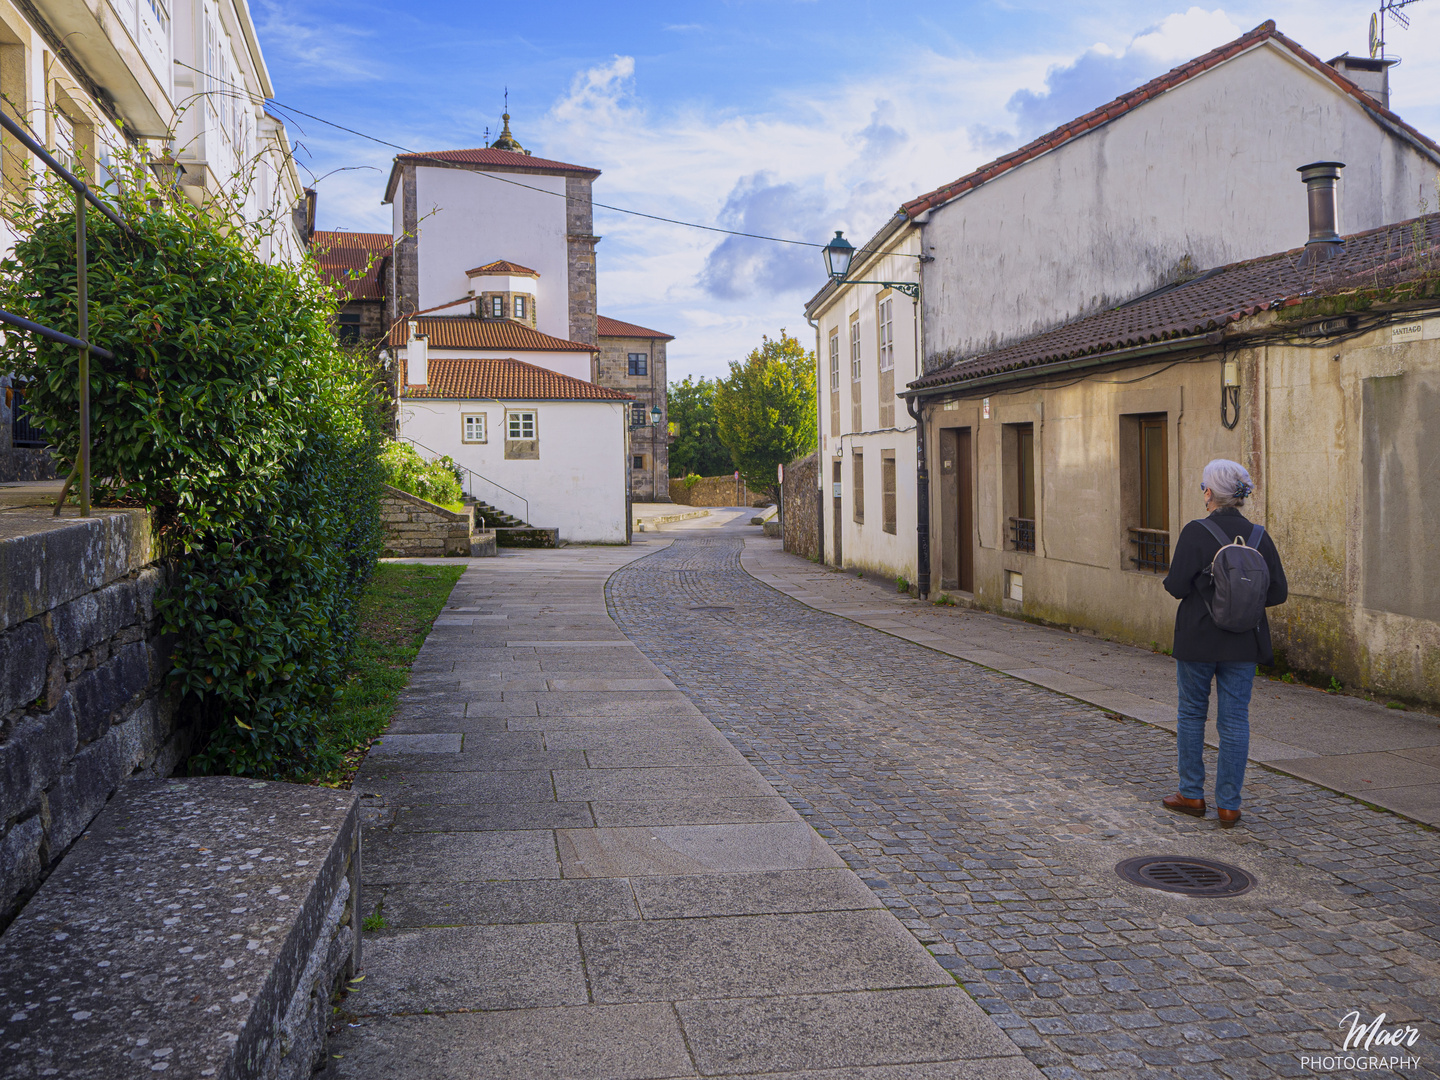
[1202,459,1253,508]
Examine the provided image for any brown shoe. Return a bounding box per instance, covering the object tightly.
[1217,808,1242,827]
[1163,793,1206,817]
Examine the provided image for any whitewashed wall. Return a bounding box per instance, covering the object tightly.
[920,40,1440,365]
[406,168,570,339]
[814,232,922,579]
[398,398,628,544]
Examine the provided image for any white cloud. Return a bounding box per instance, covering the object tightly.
[1130,7,1242,61]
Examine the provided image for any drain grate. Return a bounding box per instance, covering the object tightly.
[689,605,734,612]
[1115,855,1255,897]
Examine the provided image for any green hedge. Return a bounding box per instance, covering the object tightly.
[0,166,385,778]
[381,441,463,507]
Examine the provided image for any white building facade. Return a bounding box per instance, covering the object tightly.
[396,352,632,544]
[805,20,1440,593]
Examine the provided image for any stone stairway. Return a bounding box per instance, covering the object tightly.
[468,497,561,548]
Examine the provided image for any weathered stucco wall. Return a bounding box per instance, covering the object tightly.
[0,509,184,928]
[918,42,1440,368]
[921,314,1440,704]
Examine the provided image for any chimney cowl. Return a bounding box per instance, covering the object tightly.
[1297,161,1345,267]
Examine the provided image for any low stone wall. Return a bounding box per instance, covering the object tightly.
[0,507,184,929]
[0,777,361,1079]
[380,484,491,557]
[668,473,754,507]
[782,451,820,560]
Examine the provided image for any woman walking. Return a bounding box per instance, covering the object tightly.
[1161,459,1287,826]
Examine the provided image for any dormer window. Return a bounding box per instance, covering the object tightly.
[514,296,526,319]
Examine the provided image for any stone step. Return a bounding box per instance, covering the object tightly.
[0,777,361,1079]
[494,525,561,548]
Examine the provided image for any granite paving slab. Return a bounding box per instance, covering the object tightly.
[381,878,640,926]
[334,542,1044,1079]
[358,923,587,1012]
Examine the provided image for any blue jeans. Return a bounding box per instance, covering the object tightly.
[1175,660,1254,811]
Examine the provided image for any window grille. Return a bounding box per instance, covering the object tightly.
[1009,517,1036,552]
[628,352,648,376]
[881,453,896,534]
[507,410,536,440]
[1129,527,1170,572]
[463,413,486,443]
[852,450,864,524]
[632,455,645,470]
[11,387,46,448]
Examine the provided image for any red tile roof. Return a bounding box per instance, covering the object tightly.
[902,22,1440,219]
[311,230,392,302]
[598,315,674,340]
[388,316,597,352]
[401,355,632,400]
[396,146,599,176]
[467,260,540,277]
[910,213,1440,392]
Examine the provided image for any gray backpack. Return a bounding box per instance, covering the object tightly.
[1198,520,1269,633]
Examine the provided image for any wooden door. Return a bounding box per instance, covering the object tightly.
[958,428,974,593]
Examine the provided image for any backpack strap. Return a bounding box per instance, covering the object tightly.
[1248,523,1265,548]
[1197,518,1233,548]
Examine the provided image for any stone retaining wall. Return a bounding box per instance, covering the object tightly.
[380,484,489,557]
[781,451,820,560]
[0,508,184,929]
[668,473,756,507]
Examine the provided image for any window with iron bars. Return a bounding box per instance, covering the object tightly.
[1009,517,1036,552]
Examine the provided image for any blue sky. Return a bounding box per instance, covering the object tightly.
[254,1,1440,380]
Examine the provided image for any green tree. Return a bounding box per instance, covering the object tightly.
[667,375,733,477]
[714,330,817,502]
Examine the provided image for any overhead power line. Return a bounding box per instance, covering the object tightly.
[171,61,830,250]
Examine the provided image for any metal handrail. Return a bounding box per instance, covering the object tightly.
[0,106,142,518]
[394,436,530,526]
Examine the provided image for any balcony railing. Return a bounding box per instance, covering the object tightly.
[1129,527,1170,572]
[1009,516,1035,553]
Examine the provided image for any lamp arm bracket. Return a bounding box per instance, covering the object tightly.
[840,280,919,300]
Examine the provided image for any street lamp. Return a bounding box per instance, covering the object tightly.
[651,404,662,426]
[821,229,919,299]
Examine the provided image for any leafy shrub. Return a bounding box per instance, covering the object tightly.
[0,160,384,778]
[684,473,702,490]
[380,442,462,507]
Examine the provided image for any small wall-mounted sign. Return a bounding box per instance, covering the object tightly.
[982,397,991,420]
[1391,322,1424,343]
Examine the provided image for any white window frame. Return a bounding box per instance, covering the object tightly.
[828,331,840,392]
[507,410,536,440]
[850,318,861,382]
[878,297,894,372]
[462,413,487,444]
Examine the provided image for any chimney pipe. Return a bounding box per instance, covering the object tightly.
[406,331,428,387]
[1297,161,1345,267]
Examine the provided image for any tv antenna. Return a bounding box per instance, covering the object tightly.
[1370,0,1425,59]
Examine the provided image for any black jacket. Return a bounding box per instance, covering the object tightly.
[1162,508,1288,664]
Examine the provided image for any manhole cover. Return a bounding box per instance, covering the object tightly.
[689,605,734,612]
[1115,855,1255,897]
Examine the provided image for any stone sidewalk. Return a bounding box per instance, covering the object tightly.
[741,535,1440,827]
[333,543,1041,1079]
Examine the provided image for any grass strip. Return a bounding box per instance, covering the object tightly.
[308,562,465,787]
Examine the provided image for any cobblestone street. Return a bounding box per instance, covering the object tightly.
[607,533,1440,1080]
